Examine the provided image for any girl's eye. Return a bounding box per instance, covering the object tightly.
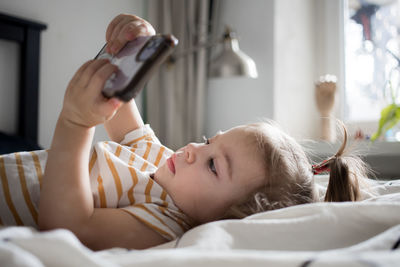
[209,159,217,175]
[203,136,216,175]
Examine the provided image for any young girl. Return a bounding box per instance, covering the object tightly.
[0,14,370,251]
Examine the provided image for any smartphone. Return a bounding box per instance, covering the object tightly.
[95,34,178,102]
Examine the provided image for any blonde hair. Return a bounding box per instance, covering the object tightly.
[224,121,370,219]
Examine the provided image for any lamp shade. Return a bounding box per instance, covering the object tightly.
[209,29,258,78]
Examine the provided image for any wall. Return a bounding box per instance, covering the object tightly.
[274,0,318,139]
[0,0,348,144]
[206,0,275,136]
[206,0,330,140]
[0,0,144,148]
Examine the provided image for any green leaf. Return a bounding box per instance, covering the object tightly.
[371,104,400,141]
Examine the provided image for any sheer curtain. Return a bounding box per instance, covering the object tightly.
[145,0,211,150]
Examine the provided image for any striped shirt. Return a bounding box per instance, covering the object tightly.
[0,125,192,240]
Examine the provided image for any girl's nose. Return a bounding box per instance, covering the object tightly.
[185,143,197,164]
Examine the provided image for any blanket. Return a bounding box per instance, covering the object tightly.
[1,178,400,266]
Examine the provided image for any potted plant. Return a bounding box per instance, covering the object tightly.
[371,66,400,141]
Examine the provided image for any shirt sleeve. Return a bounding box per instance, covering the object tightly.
[118,124,173,168]
[120,124,161,147]
[121,203,192,241]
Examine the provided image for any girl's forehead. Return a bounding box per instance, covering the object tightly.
[217,126,266,187]
[220,127,263,166]
[220,126,258,143]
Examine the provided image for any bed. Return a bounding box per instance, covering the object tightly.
[0,12,45,154]
[0,175,399,266]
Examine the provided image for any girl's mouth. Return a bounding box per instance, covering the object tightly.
[167,153,176,174]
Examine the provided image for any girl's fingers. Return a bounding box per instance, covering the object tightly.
[78,59,110,88]
[107,15,155,55]
[106,14,126,43]
[121,20,143,40]
[143,20,156,35]
[107,16,131,53]
[122,21,153,40]
[69,60,93,87]
[88,62,118,95]
[108,21,139,54]
[109,21,150,54]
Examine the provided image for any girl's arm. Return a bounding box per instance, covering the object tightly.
[104,14,155,142]
[104,99,144,143]
[38,59,166,250]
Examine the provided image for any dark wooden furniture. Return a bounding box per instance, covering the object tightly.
[0,12,46,151]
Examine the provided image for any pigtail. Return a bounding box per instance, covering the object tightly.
[319,123,370,202]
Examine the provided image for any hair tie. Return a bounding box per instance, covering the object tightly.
[312,159,331,175]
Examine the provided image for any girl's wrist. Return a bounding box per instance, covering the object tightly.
[50,113,95,151]
[58,110,95,131]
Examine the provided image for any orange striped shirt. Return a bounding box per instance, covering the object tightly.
[0,125,192,240]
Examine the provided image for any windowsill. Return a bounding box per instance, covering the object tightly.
[302,140,400,179]
[303,140,400,156]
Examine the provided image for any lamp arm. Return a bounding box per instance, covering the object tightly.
[170,38,223,60]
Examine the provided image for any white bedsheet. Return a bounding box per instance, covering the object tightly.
[1,178,400,266]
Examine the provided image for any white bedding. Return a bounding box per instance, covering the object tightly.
[1,177,400,266]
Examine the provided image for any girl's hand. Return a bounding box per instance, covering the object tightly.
[105,14,156,55]
[61,59,121,128]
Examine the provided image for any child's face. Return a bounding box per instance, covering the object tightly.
[154,125,265,223]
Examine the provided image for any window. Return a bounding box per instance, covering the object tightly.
[344,0,400,140]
